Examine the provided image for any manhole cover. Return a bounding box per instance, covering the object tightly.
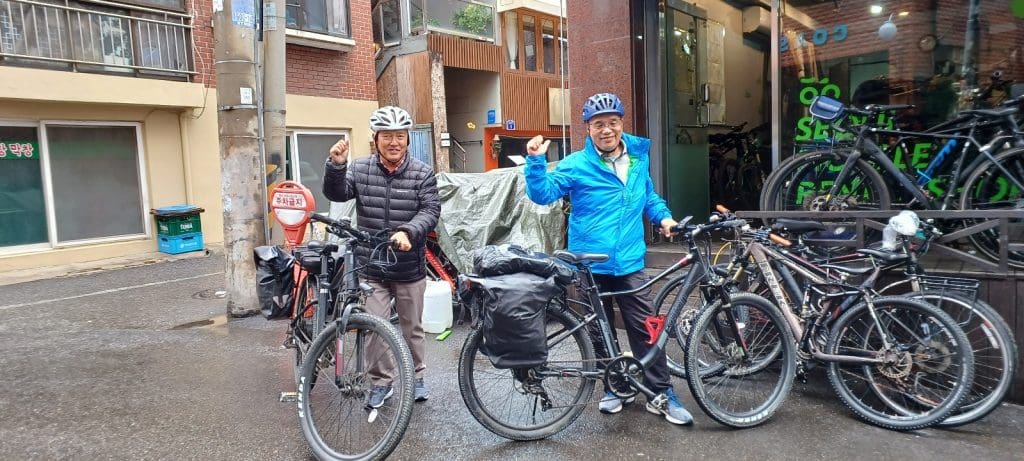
[192,289,227,299]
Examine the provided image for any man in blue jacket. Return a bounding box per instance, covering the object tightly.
[523,93,693,426]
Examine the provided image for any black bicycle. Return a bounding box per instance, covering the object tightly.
[761,94,1024,266]
[457,215,796,439]
[294,213,414,461]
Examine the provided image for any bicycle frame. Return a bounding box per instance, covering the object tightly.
[728,241,887,366]
[828,113,1024,210]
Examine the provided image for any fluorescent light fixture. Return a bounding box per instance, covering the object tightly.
[870,4,883,15]
[898,11,909,17]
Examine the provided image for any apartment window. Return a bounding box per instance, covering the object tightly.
[287,0,351,38]
[286,130,350,212]
[502,11,565,75]
[0,122,148,250]
[522,15,537,71]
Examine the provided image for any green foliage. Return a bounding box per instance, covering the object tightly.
[452,4,492,36]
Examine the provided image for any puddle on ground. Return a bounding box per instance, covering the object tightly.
[170,314,228,330]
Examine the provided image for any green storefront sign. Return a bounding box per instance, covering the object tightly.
[0,141,40,159]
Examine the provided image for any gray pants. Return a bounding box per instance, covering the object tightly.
[364,278,426,384]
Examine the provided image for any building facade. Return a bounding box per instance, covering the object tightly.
[0,0,379,271]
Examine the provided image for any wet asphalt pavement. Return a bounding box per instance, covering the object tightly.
[1,252,1022,460]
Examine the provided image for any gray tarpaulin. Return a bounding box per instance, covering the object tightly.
[434,166,567,274]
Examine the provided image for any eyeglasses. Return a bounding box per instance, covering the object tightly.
[378,132,408,143]
[588,119,623,131]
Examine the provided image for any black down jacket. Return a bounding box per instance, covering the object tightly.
[323,154,441,282]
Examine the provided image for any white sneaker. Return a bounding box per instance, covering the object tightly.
[598,392,636,414]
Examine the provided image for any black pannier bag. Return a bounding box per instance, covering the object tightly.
[470,272,562,369]
[472,244,574,284]
[254,245,296,320]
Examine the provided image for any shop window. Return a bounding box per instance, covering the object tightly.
[286,130,350,212]
[0,122,148,250]
[0,125,47,247]
[47,125,146,242]
[287,0,350,38]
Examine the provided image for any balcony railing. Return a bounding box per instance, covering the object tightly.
[408,0,494,42]
[0,0,194,77]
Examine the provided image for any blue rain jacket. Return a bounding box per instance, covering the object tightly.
[524,133,673,276]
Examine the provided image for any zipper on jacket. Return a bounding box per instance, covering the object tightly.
[384,175,393,228]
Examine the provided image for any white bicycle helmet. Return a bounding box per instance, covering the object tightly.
[369,106,414,132]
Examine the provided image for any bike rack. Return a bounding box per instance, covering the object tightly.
[735,210,1024,273]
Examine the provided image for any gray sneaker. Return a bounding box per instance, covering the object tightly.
[598,391,636,414]
[367,384,393,409]
[645,388,694,425]
[414,378,429,402]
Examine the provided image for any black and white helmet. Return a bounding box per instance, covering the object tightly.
[369,106,413,132]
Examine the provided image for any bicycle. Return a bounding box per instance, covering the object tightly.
[457,215,796,439]
[294,213,415,461]
[768,214,1017,427]
[699,215,975,431]
[760,94,1024,266]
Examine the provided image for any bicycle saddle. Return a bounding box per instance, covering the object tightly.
[553,250,609,265]
[961,107,1018,118]
[856,248,910,264]
[771,219,828,234]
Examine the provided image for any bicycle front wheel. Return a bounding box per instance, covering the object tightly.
[297,313,415,461]
[762,150,891,212]
[826,296,974,431]
[458,304,595,441]
[685,293,796,428]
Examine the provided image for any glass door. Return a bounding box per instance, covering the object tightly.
[663,1,710,221]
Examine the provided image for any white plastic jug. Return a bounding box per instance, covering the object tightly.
[422,280,453,334]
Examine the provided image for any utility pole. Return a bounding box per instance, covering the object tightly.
[213,0,264,317]
[263,0,287,244]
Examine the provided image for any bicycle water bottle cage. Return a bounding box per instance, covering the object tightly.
[809,96,845,122]
[644,314,666,345]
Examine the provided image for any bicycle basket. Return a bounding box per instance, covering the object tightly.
[916,275,980,301]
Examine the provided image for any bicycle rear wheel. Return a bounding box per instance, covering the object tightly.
[826,296,974,431]
[458,304,595,440]
[902,292,1017,427]
[762,150,891,212]
[685,293,796,428]
[297,313,415,461]
[959,147,1024,269]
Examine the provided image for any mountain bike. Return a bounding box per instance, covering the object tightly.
[761,94,1024,266]
[768,214,1017,427]
[293,213,415,461]
[457,215,795,439]
[701,216,975,431]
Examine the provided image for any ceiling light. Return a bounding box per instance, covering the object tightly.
[870,4,883,15]
[898,11,909,17]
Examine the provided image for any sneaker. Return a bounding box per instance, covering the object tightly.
[598,392,636,414]
[367,384,393,409]
[414,378,429,402]
[645,388,694,425]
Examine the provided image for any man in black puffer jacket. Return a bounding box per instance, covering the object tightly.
[323,106,441,407]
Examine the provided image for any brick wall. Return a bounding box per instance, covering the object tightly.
[190,0,377,101]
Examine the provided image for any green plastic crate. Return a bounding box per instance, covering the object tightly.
[152,205,204,237]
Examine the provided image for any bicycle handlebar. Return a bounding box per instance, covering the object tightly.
[309,213,375,243]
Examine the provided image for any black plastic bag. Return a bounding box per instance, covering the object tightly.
[472,244,575,285]
[254,245,296,320]
[469,272,561,369]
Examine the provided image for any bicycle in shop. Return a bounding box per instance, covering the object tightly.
[761,94,1024,266]
[457,214,797,439]
[269,182,414,461]
[763,213,1017,428]
[689,210,975,431]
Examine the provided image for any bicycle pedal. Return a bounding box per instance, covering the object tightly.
[279,391,298,402]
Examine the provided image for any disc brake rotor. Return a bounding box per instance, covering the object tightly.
[913,340,953,374]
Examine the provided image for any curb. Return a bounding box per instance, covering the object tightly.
[0,245,224,286]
